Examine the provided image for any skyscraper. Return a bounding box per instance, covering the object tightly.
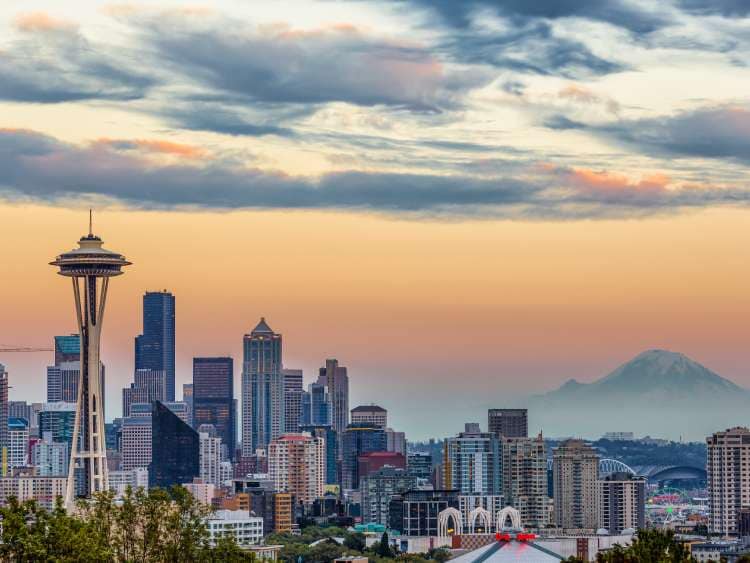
[0,365,8,451]
[282,369,304,434]
[342,422,387,490]
[50,220,131,506]
[242,318,284,454]
[199,426,223,487]
[552,439,599,530]
[361,466,416,527]
[47,335,81,404]
[122,369,166,417]
[183,383,194,426]
[135,291,176,401]
[707,427,750,535]
[444,423,502,496]
[502,434,548,529]
[300,381,332,427]
[319,359,349,451]
[488,409,528,438]
[268,433,325,505]
[149,401,199,489]
[351,405,387,428]
[597,472,646,534]
[193,357,236,459]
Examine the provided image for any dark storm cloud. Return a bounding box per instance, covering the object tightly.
[407,0,668,34]
[0,20,153,103]
[546,106,750,163]
[1,128,749,220]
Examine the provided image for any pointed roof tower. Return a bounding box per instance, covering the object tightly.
[252,317,274,334]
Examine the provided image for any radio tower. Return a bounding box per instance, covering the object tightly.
[50,212,131,508]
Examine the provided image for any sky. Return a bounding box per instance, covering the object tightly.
[1,0,750,440]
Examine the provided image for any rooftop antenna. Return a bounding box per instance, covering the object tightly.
[89,209,93,236]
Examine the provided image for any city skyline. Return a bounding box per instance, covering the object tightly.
[2,210,750,440]
[2,0,750,441]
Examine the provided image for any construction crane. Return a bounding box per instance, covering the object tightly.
[0,346,53,352]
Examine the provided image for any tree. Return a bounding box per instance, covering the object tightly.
[596,529,695,563]
[344,531,366,552]
[375,531,393,557]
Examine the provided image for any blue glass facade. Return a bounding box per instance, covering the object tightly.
[341,423,387,490]
[300,424,338,485]
[149,400,199,488]
[135,291,176,401]
[300,382,332,427]
[193,357,236,460]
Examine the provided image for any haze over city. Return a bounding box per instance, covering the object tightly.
[2,0,750,441]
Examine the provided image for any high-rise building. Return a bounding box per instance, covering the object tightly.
[707,427,750,535]
[51,221,131,506]
[150,401,199,489]
[389,489,460,537]
[407,453,432,481]
[8,418,29,468]
[361,466,416,526]
[194,357,236,460]
[444,423,502,496]
[282,369,304,434]
[0,365,8,450]
[597,472,646,534]
[359,451,406,481]
[183,383,194,426]
[38,403,76,453]
[122,369,166,417]
[342,422,387,490]
[135,291,176,402]
[488,409,528,438]
[31,433,69,476]
[385,428,407,456]
[502,434,548,529]
[121,416,152,471]
[268,433,325,505]
[351,405,387,429]
[300,424,338,485]
[199,426,223,487]
[54,334,80,365]
[0,476,67,510]
[300,382,332,427]
[242,319,284,454]
[8,402,32,426]
[47,335,81,404]
[553,439,599,530]
[319,359,349,450]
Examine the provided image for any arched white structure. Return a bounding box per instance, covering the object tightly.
[495,506,522,532]
[437,507,464,538]
[468,507,492,533]
[599,458,636,477]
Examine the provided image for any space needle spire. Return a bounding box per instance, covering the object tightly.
[50,214,131,509]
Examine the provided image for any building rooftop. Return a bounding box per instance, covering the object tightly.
[251,317,274,334]
[352,405,386,412]
[451,540,563,562]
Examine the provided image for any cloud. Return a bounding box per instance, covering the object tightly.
[678,0,750,16]
[408,0,667,34]
[441,21,626,78]
[558,105,750,163]
[0,12,153,103]
[1,128,749,219]
[94,138,207,160]
[122,12,485,113]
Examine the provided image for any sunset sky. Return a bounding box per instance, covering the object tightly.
[1,1,749,439]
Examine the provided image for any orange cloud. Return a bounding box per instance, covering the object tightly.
[568,168,670,193]
[15,12,77,32]
[94,138,207,160]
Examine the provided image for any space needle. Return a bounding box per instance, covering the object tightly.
[50,213,131,508]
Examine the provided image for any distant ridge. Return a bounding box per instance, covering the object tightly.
[529,349,750,441]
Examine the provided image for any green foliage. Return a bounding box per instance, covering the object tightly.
[0,486,256,562]
[344,531,367,551]
[596,529,696,563]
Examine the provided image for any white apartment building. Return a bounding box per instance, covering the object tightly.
[199,432,222,486]
[206,510,263,546]
[109,468,149,497]
[707,427,750,535]
[0,476,67,509]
